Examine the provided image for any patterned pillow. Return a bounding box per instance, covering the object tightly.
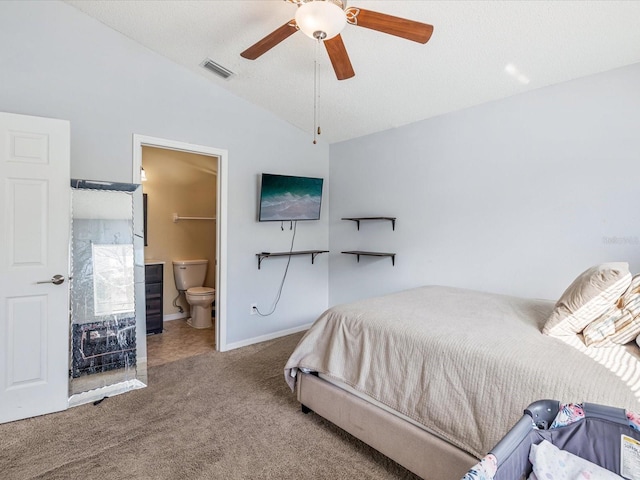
[583,274,640,346]
[543,263,631,337]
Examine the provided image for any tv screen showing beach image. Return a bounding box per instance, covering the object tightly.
[259,174,323,221]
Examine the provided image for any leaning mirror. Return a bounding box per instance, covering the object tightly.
[68,180,147,406]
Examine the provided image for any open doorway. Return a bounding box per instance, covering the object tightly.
[133,135,227,368]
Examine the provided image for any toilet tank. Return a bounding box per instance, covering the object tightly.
[172,259,208,291]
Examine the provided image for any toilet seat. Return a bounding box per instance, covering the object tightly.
[187,286,215,296]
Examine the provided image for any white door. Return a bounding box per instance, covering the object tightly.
[0,112,70,423]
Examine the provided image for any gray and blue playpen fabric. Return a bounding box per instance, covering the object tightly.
[462,401,640,480]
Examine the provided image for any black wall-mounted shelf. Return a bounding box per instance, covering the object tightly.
[341,216,397,266]
[342,217,396,231]
[256,250,329,270]
[341,251,396,266]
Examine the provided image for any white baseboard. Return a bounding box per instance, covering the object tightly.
[223,323,312,351]
[164,312,188,322]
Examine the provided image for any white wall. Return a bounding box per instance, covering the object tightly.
[0,1,329,347]
[329,63,640,306]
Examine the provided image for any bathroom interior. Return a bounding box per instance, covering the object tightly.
[141,146,218,366]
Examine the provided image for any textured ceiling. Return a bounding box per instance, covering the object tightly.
[64,1,640,144]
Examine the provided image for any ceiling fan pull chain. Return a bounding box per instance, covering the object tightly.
[313,38,321,144]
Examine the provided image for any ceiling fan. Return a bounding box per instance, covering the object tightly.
[240,0,434,80]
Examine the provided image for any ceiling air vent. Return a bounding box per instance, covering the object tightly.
[201,58,235,80]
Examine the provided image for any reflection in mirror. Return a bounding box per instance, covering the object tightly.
[69,182,146,406]
[92,244,135,315]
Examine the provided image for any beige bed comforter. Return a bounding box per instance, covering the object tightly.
[284,286,640,458]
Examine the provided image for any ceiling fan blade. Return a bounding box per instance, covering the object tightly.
[348,8,433,44]
[324,35,355,81]
[240,20,298,60]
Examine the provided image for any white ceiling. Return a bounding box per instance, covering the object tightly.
[65,0,640,144]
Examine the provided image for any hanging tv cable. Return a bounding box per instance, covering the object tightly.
[255,221,297,317]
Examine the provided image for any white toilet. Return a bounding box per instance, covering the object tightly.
[172,259,215,329]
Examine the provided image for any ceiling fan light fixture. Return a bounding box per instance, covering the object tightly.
[295,1,347,40]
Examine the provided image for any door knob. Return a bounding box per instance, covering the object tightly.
[37,274,66,285]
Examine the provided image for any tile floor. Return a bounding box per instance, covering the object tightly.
[146,319,215,368]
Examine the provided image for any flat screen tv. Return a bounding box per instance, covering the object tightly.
[258,173,324,222]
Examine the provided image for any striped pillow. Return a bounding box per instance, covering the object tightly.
[583,275,640,346]
[543,263,632,337]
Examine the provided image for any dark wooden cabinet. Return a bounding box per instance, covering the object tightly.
[145,263,163,334]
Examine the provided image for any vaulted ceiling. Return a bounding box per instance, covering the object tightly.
[65,1,640,144]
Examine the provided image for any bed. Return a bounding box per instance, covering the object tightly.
[284,268,640,480]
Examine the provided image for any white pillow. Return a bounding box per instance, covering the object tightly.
[543,263,631,337]
[528,440,622,480]
[583,274,640,346]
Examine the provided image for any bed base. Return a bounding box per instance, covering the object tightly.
[296,371,476,480]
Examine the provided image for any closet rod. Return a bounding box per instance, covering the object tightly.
[173,213,216,223]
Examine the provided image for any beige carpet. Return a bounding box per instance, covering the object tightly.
[0,332,421,479]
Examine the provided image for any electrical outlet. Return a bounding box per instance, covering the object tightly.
[250,303,258,315]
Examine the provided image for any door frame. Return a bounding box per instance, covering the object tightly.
[132,134,228,352]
